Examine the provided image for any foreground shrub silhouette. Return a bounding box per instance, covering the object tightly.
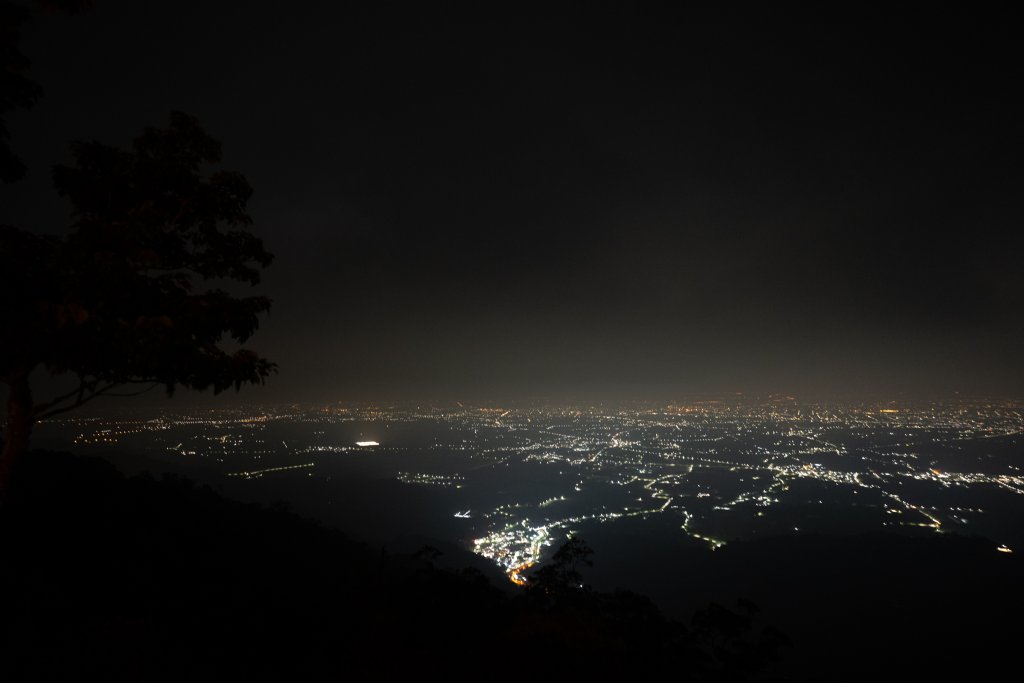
[527,534,594,597]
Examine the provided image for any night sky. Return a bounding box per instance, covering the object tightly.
[4,4,1022,401]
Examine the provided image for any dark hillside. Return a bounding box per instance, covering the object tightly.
[1,452,791,682]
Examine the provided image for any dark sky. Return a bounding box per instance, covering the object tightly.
[4,4,1022,401]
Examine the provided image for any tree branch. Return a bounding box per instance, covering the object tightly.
[34,380,163,421]
[103,383,161,398]
[32,380,160,421]
[33,377,90,415]
[34,382,119,421]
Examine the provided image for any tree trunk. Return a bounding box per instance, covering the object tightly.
[0,375,33,496]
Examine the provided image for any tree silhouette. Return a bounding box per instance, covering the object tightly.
[691,600,792,676]
[1,1,94,181]
[528,536,594,596]
[0,2,42,182]
[0,111,274,492]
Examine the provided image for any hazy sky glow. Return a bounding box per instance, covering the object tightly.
[4,5,1022,401]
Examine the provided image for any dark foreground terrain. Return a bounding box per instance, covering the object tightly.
[2,452,1022,682]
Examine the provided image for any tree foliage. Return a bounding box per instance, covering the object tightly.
[1,112,274,408]
[528,536,594,596]
[0,111,274,489]
[0,1,43,182]
[1,1,95,181]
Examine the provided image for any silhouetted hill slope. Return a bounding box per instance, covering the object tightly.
[578,510,1024,681]
[1,452,792,682]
